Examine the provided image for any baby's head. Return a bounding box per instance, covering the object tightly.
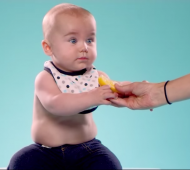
[42,3,97,72]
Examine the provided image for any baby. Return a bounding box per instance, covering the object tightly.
[7,3,122,169]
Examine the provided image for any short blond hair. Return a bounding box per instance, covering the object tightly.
[42,3,93,41]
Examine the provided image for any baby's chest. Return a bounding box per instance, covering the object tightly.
[55,74,99,94]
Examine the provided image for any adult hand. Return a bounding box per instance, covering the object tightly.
[109,81,165,110]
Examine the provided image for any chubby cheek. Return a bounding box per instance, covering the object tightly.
[90,55,96,63]
[55,45,72,59]
[90,47,97,61]
[51,42,65,56]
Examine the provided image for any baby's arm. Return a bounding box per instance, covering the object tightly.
[35,71,116,116]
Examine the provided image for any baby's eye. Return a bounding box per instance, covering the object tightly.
[70,39,77,44]
[86,39,93,44]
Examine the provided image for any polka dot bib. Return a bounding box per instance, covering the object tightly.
[44,60,99,114]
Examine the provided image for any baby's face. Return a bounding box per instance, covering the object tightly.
[49,14,97,72]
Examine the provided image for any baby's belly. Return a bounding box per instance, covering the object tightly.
[31,113,97,147]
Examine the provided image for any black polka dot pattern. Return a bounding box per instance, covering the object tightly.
[66,85,70,88]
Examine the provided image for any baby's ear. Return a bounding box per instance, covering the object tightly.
[41,40,52,56]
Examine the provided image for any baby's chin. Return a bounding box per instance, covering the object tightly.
[68,66,87,72]
[74,63,91,71]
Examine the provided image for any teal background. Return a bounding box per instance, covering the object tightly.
[0,0,190,169]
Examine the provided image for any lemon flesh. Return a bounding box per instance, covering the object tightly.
[98,75,117,92]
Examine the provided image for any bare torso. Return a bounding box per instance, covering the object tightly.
[31,94,97,147]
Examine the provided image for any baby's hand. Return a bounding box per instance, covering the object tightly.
[89,85,118,106]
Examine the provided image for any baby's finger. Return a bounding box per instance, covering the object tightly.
[109,98,129,107]
[103,88,113,94]
[104,93,117,99]
[100,85,111,89]
[114,92,119,98]
[109,102,121,107]
[103,100,112,105]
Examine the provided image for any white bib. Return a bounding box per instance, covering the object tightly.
[44,60,99,114]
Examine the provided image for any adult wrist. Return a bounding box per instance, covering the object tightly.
[164,81,172,104]
[152,82,168,107]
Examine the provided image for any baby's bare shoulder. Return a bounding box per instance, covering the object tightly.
[34,70,56,92]
[35,70,53,84]
[97,70,110,79]
[35,70,49,81]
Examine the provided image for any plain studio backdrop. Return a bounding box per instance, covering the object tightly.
[0,0,190,169]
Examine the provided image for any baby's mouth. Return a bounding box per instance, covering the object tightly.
[77,57,88,60]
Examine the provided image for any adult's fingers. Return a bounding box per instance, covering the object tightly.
[115,83,134,95]
[109,101,123,108]
[109,98,130,107]
[142,80,149,83]
[118,81,132,86]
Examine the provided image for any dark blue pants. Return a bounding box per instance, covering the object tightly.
[7,138,122,170]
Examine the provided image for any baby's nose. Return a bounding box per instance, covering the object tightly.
[80,42,88,53]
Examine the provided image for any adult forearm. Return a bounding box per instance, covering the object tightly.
[166,74,190,103]
[153,74,190,107]
[47,92,94,116]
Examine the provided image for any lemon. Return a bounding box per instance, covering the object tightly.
[98,75,117,92]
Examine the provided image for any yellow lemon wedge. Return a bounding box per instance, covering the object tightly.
[98,75,118,92]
